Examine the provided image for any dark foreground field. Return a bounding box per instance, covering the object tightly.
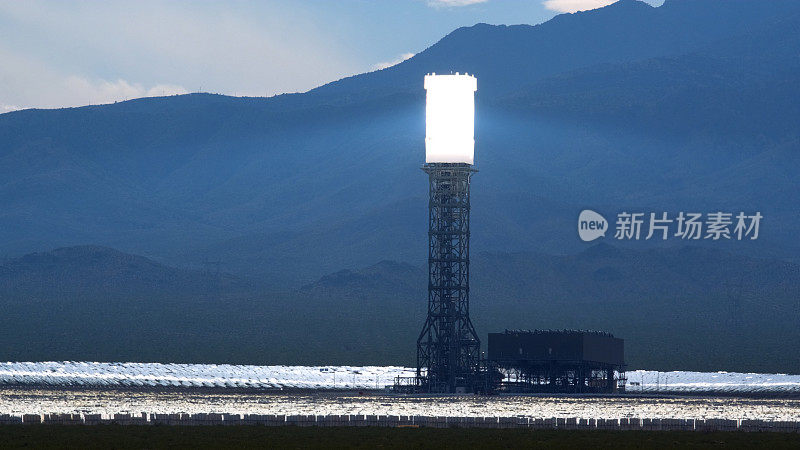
[0,426,799,449]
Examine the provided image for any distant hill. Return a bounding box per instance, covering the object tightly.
[0,245,242,299]
[2,244,791,371]
[297,243,800,373]
[1,0,799,285]
[302,260,424,295]
[0,246,271,363]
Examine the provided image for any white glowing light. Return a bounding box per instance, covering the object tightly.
[424,73,477,164]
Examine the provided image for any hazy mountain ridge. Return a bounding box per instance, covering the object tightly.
[300,243,800,372]
[301,260,424,294]
[0,243,797,372]
[1,0,798,282]
[0,245,243,298]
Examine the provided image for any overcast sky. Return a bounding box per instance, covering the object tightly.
[0,0,663,112]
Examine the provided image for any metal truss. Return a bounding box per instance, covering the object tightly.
[416,163,481,393]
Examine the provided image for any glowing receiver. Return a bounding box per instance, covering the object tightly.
[424,73,477,165]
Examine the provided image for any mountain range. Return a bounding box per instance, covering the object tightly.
[0,0,799,369]
[2,0,799,284]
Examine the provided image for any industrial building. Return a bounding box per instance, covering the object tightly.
[488,330,625,394]
[398,73,625,394]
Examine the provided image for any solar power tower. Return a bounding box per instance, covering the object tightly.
[416,73,481,393]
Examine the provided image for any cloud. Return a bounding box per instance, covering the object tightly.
[0,41,188,110]
[542,0,616,13]
[64,77,188,106]
[427,0,488,7]
[1,104,21,114]
[372,53,416,71]
[0,1,359,108]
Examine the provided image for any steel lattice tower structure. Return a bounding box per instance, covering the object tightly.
[416,162,481,393]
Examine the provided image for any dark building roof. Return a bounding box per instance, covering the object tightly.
[502,329,616,338]
[488,329,624,367]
